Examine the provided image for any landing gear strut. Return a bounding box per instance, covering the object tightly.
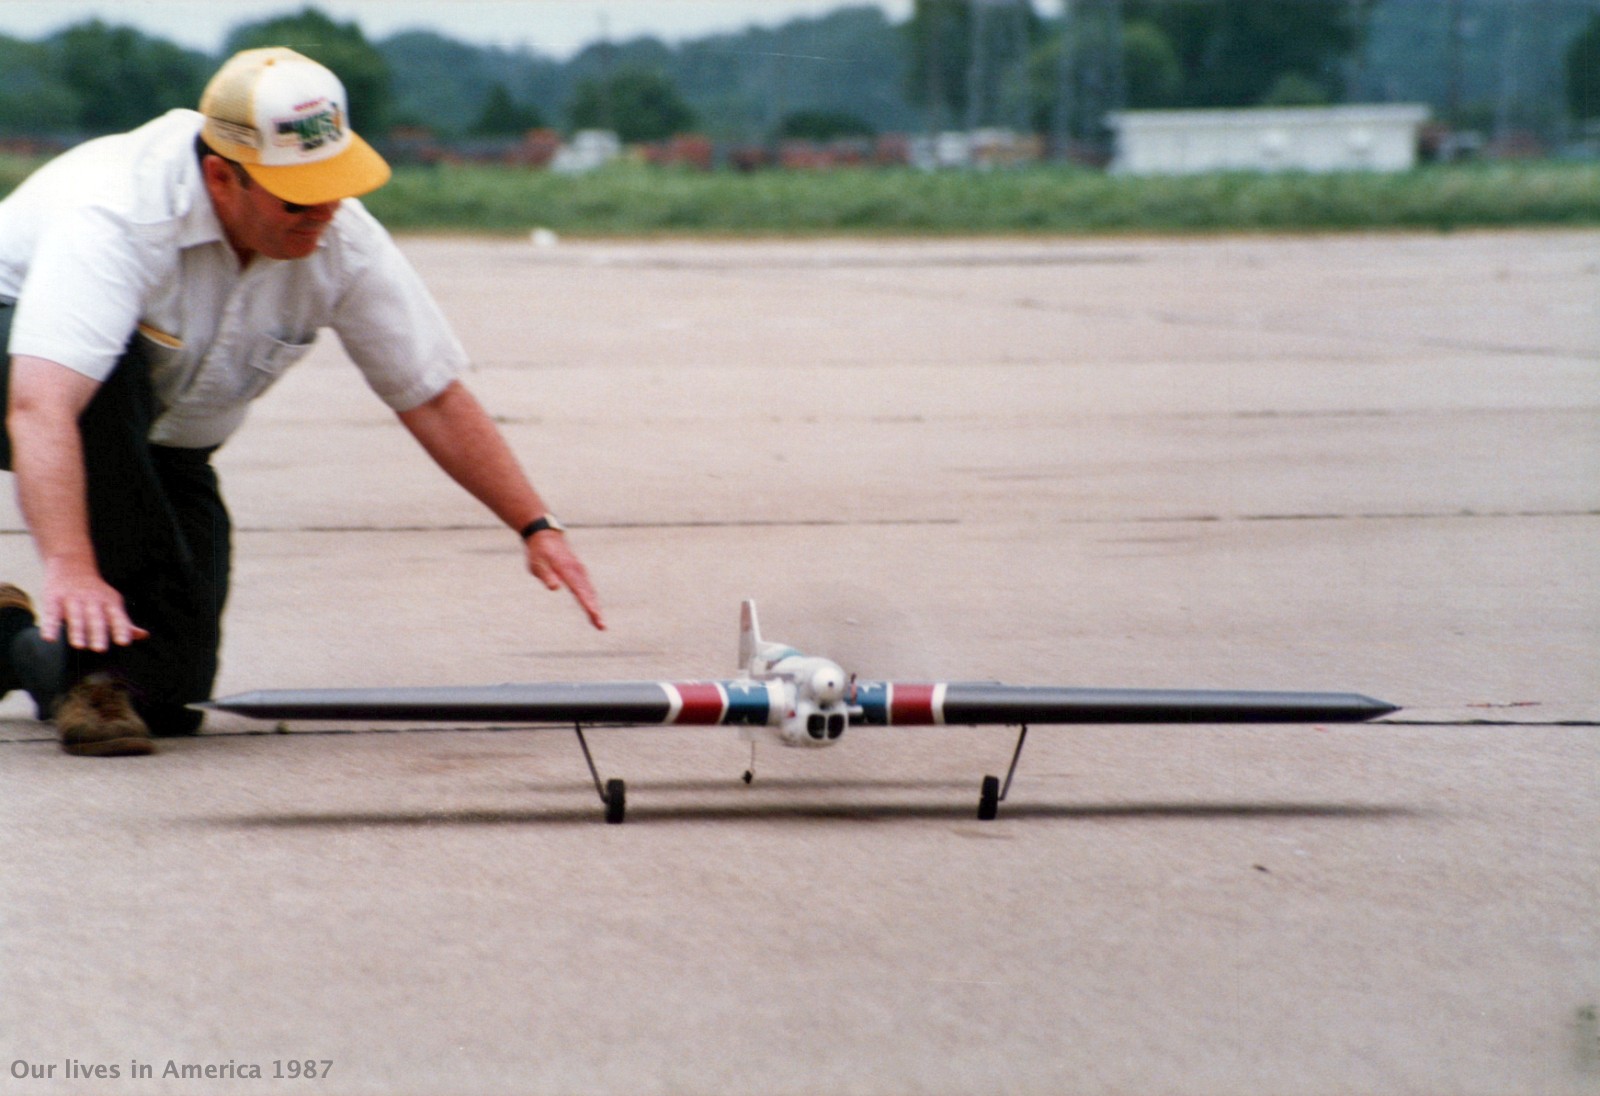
[575,725,627,824]
[978,724,1029,821]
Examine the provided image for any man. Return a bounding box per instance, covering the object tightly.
[0,47,603,757]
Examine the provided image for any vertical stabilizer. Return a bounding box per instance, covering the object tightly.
[738,600,761,673]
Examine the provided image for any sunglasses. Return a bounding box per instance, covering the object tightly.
[221,158,323,214]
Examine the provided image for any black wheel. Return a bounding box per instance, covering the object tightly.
[604,778,627,825]
[978,775,1000,821]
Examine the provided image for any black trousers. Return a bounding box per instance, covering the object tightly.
[2,298,230,733]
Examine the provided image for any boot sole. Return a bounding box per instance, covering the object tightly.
[61,735,156,757]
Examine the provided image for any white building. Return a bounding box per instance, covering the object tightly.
[551,130,622,175]
[1108,104,1431,175]
[909,129,1039,170]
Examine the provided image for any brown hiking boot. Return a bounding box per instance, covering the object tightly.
[0,583,37,699]
[0,583,33,620]
[55,676,154,757]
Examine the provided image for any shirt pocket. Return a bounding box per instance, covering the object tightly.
[182,333,317,409]
[133,321,186,370]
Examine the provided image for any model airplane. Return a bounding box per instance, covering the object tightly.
[203,600,1398,823]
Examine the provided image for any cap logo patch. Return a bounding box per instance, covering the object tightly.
[272,102,345,154]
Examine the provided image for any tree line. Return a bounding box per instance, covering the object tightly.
[1,2,1595,150]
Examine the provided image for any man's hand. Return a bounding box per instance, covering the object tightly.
[41,557,149,652]
[525,530,605,630]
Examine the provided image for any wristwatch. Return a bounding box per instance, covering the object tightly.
[519,514,566,539]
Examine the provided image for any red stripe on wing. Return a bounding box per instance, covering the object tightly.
[673,682,727,724]
[889,683,937,725]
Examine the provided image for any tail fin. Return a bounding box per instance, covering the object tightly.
[738,600,761,672]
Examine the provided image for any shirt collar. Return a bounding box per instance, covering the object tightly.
[176,136,228,252]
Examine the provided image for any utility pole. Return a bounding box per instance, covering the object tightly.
[967,0,988,131]
[1006,0,1032,135]
[1492,0,1522,147]
[965,0,1035,135]
[1057,0,1122,160]
[1105,0,1125,122]
[1343,0,1368,102]
[925,1,946,138]
[1055,0,1076,158]
[1445,0,1464,129]
[597,13,614,134]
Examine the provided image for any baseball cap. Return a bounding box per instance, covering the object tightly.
[199,47,391,206]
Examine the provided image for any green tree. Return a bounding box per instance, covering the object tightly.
[380,29,563,137]
[1027,9,1178,143]
[567,68,694,142]
[1568,13,1600,123]
[905,0,1040,128]
[224,7,393,134]
[672,6,916,141]
[472,83,545,136]
[1121,19,1182,109]
[1261,71,1331,107]
[47,20,209,133]
[1126,0,1364,108]
[903,0,974,126]
[777,110,875,141]
[0,34,79,135]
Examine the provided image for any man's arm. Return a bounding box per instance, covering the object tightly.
[6,355,149,652]
[396,379,604,630]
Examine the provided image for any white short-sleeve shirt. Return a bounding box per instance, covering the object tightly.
[0,109,466,448]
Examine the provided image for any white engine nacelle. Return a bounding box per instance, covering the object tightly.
[774,658,851,748]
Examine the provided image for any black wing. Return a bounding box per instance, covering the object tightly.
[203,680,1397,726]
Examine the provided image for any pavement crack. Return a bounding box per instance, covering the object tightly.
[168,508,1600,538]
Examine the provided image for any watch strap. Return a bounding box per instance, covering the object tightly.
[519,515,565,539]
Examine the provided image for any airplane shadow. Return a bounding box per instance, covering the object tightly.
[213,796,1423,830]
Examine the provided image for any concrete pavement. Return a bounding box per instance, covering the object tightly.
[2,231,1597,1095]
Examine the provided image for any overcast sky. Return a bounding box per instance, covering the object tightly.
[0,0,1009,58]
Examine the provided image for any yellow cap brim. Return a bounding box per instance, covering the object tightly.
[243,131,391,205]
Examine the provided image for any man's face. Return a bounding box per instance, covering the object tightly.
[203,156,340,262]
